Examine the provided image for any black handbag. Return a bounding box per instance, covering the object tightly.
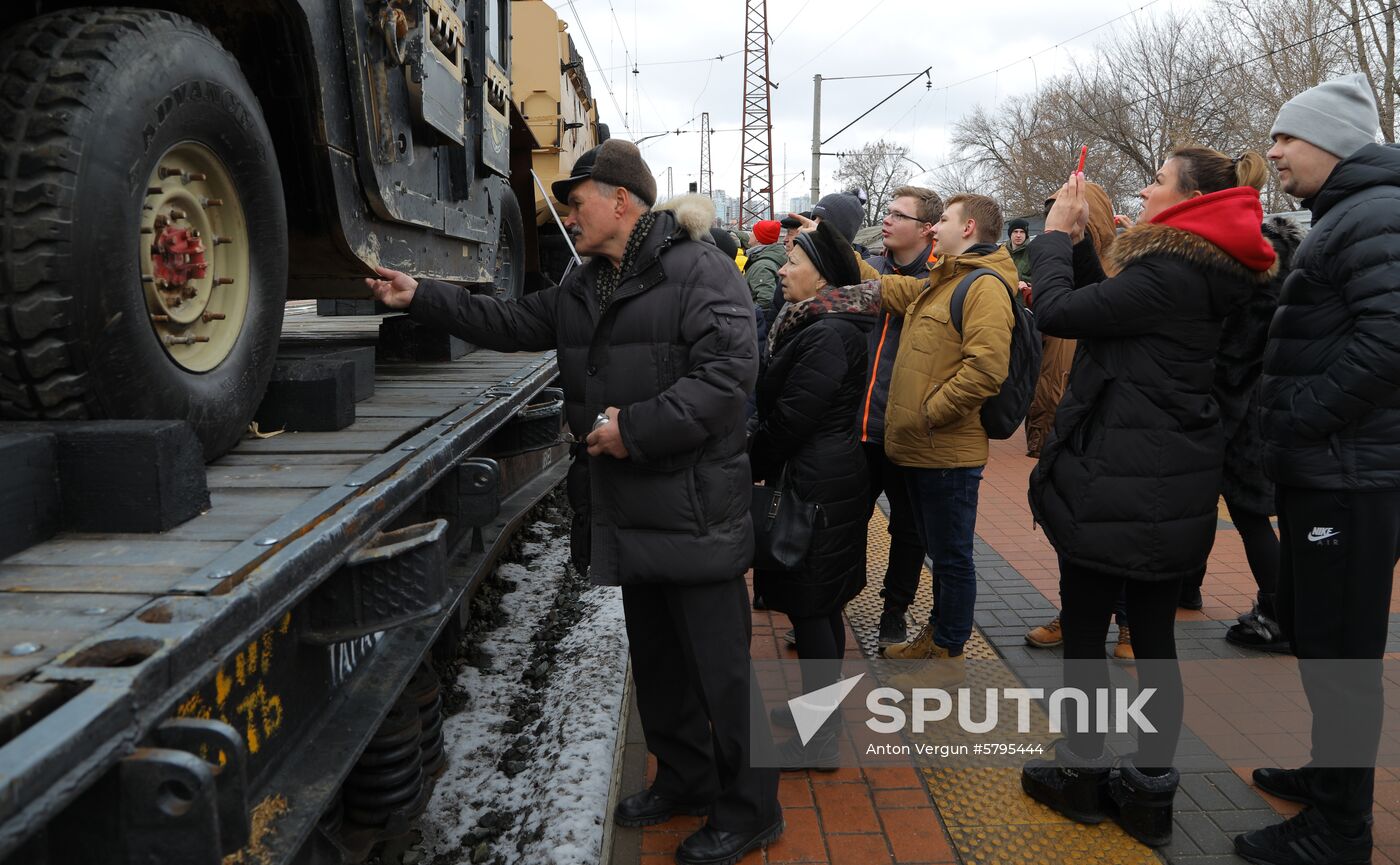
[750,464,822,570]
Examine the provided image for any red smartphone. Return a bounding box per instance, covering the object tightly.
[1076,145,1087,175]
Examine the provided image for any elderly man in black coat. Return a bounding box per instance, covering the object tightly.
[368,140,782,865]
[1235,74,1400,865]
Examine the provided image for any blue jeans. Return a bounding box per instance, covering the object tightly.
[904,466,983,651]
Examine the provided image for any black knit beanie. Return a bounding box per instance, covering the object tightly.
[793,221,861,287]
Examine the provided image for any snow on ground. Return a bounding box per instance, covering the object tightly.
[416,507,628,865]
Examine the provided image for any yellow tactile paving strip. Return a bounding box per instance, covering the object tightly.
[851,509,1163,865]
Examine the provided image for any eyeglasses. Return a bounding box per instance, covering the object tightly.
[884,209,925,223]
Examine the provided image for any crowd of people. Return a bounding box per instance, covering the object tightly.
[366,72,1400,865]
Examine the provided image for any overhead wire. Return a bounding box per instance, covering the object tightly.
[773,0,890,85]
[932,0,1399,173]
[562,0,631,132]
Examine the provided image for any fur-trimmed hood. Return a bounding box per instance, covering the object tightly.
[1109,187,1279,284]
[654,193,716,242]
[1261,215,1305,271]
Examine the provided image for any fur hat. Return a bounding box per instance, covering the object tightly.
[551,140,658,206]
[793,221,861,287]
[812,190,865,243]
[753,219,782,245]
[1271,73,1380,159]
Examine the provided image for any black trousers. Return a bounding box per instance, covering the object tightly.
[863,442,926,611]
[1276,485,1400,831]
[621,577,779,832]
[1058,558,1183,768]
[791,609,847,694]
[1184,498,1279,607]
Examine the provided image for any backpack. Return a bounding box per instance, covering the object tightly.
[948,267,1043,440]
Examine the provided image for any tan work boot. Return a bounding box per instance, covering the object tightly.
[1113,625,1135,661]
[888,641,966,689]
[882,622,935,659]
[1026,615,1063,648]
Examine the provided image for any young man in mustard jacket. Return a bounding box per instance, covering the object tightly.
[861,194,1016,684]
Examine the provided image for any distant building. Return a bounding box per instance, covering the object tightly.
[788,195,811,215]
[710,189,731,226]
[724,198,742,227]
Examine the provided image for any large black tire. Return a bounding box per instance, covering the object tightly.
[0,9,287,460]
[535,230,577,288]
[490,184,525,301]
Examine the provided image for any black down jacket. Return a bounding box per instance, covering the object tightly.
[858,244,932,445]
[1215,217,1304,516]
[1026,221,1269,581]
[1261,143,1400,491]
[408,194,758,586]
[749,300,876,618]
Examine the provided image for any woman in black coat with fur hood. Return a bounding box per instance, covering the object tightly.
[749,220,877,763]
[1020,150,1278,848]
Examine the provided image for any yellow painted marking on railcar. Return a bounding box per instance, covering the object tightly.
[216,666,233,707]
[176,617,291,757]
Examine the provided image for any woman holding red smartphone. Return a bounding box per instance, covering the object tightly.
[1019,149,1276,847]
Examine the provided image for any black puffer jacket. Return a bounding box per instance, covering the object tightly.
[858,245,932,444]
[409,194,758,586]
[1261,143,1400,491]
[1027,207,1272,581]
[1215,217,1304,515]
[750,292,876,617]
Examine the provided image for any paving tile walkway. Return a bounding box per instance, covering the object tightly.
[608,434,1400,865]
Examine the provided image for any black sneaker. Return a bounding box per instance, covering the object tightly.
[1234,808,1372,865]
[1252,767,1316,806]
[1226,605,1290,653]
[878,610,908,647]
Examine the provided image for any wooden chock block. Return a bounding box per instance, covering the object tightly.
[254,358,356,432]
[377,315,471,362]
[0,421,209,533]
[0,433,61,558]
[277,347,375,402]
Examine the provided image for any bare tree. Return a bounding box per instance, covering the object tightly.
[939,3,1369,218]
[924,156,991,204]
[834,142,914,226]
[1332,0,1398,140]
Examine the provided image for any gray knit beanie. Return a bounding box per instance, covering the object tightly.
[1271,73,1380,159]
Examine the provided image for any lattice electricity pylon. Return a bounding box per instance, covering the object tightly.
[738,0,773,228]
[699,111,712,195]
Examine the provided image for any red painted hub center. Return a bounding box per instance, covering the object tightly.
[151,225,208,287]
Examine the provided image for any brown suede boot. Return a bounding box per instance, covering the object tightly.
[1026,615,1063,648]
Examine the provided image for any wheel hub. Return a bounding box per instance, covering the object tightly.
[151,219,208,299]
[139,142,249,372]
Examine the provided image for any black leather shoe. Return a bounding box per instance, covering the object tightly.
[613,788,710,828]
[1252,767,1316,806]
[676,817,785,865]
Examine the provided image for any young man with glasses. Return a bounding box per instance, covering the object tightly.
[862,186,942,645]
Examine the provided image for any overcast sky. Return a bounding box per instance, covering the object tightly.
[549,0,1213,213]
